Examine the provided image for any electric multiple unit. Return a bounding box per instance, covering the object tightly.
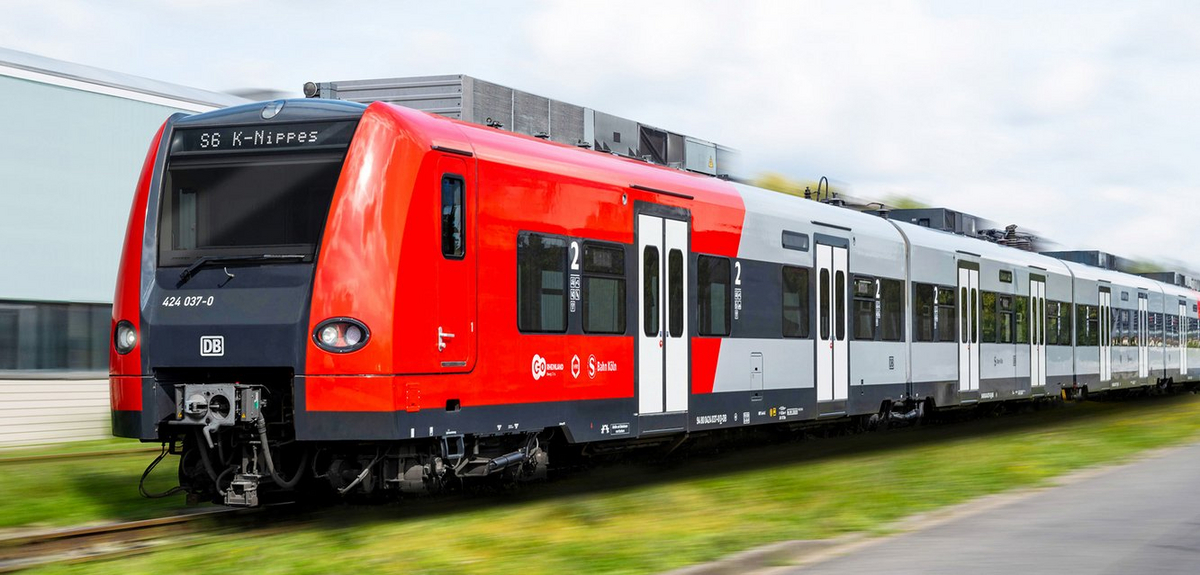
[109,98,1200,506]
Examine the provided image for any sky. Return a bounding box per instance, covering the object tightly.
[5,0,1199,270]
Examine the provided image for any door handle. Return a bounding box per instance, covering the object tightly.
[438,327,455,352]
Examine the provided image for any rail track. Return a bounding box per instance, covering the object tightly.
[0,508,243,572]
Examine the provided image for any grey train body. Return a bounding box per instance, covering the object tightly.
[688,183,1198,432]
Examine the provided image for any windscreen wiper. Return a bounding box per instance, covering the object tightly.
[178,254,307,286]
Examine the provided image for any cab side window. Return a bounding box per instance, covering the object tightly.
[441,175,464,258]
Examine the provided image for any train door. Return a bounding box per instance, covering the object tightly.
[1181,301,1189,376]
[1099,288,1111,382]
[637,213,689,419]
[434,156,477,372]
[815,240,849,411]
[957,262,980,393]
[1138,293,1149,378]
[1030,276,1046,388]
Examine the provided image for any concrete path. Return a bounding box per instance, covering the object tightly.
[779,441,1200,574]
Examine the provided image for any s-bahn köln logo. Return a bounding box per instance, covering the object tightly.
[531,354,564,381]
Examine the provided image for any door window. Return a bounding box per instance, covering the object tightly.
[643,246,660,337]
[668,249,684,337]
[819,269,830,340]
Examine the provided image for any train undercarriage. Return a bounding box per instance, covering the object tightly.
[146,377,1193,507]
[158,382,549,507]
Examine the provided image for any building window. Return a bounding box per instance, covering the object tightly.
[582,243,625,335]
[782,266,810,338]
[517,233,567,333]
[0,301,110,372]
[441,175,465,258]
[697,255,730,336]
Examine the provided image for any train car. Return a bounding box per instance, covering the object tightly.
[1160,282,1199,381]
[897,222,1074,406]
[110,97,1200,506]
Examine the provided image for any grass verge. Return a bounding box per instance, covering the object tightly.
[21,393,1200,574]
[0,441,199,529]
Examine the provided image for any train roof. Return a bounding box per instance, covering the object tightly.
[893,219,1071,273]
[733,182,904,240]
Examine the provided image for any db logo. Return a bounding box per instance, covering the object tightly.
[200,335,224,357]
[531,354,547,380]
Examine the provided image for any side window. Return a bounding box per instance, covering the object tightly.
[936,286,956,342]
[1046,301,1060,345]
[582,244,626,335]
[835,271,846,341]
[643,246,660,337]
[441,175,465,258]
[1076,304,1087,346]
[880,279,904,342]
[981,291,997,343]
[517,233,566,332]
[698,256,731,336]
[1062,302,1074,346]
[853,277,877,340]
[998,295,1014,343]
[1015,295,1029,344]
[782,266,810,338]
[668,249,684,337]
[914,283,934,342]
[1120,309,1132,346]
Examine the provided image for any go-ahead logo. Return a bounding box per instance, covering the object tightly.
[531,354,564,381]
[531,354,547,380]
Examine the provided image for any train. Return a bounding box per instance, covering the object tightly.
[110,97,1200,506]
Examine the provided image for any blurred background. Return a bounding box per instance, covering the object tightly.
[5,0,1200,447]
[3,3,1200,573]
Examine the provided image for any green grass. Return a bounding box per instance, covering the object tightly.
[20,394,1200,574]
[0,443,201,529]
[0,437,153,461]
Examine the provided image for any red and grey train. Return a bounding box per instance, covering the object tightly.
[110,98,1200,506]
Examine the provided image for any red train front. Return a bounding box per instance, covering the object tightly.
[110,98,743,505]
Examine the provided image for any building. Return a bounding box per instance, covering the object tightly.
[0,47,247,445]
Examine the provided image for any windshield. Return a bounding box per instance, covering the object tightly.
[158,154,342,266]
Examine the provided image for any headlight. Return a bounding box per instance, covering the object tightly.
[313,318,370,353]
[115,320,138,354]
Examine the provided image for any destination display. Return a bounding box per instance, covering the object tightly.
[170,120,357,154]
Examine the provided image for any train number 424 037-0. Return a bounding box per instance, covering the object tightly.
[161,295,214,307]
